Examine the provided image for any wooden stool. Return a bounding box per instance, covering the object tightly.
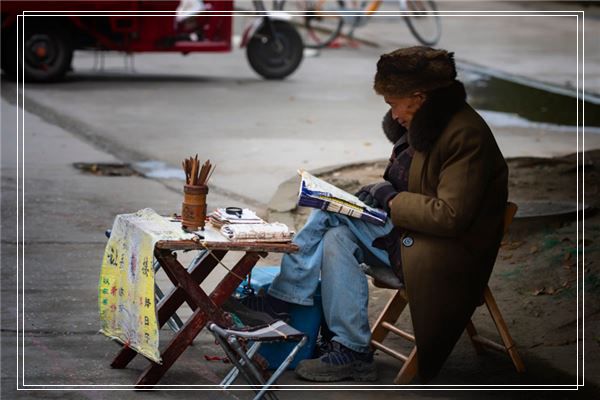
[369,202,525,384]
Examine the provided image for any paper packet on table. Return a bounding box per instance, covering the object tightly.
[220,222,295,242]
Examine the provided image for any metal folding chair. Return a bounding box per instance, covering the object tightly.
[208,320,307,400]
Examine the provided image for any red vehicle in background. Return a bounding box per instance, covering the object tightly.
[0,0,304,82]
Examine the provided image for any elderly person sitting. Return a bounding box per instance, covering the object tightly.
[247,46,508,383]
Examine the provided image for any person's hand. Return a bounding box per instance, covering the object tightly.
[356,183,397,211]
[356,185,382,209]
[355,184,373,200]
[370,182,397,211]
[359,193,381,209]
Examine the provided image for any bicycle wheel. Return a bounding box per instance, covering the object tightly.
[281,1,345,49]
[400,0,441,46]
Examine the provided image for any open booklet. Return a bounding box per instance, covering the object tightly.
[297,169,388,226]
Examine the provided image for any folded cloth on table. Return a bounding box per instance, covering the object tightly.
[220,222,294,242]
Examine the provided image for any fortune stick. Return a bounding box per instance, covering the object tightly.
[181,155,215,231]
[181,155,214,186]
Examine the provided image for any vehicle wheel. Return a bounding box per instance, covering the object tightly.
[400,0,441,46]
[246,20,304,80]
[23,23,73,82]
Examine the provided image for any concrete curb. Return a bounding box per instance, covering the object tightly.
[455,59,600,105]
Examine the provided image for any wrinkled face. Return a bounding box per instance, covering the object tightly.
[383,93,426,129]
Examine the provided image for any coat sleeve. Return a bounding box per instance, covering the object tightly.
[389,126,494,237]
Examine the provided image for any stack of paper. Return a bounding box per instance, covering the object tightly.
[220,223,295,242]
[209,208,265,228]
[209,208,294,242]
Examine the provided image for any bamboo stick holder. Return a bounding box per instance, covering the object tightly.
[181,184,208,231]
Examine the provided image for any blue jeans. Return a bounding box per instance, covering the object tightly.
[268,209,394,353]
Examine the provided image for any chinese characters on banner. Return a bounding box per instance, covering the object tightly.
[98,208,194,363]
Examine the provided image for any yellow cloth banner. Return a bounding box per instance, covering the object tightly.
[98,208,193,363]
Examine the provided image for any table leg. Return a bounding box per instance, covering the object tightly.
[110,249,226,369]
[156,250,229,326]
[135,251,262,388]
[160,252,202,312]
[157,250,226,323]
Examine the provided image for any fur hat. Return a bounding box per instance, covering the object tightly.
[374,46,457,97]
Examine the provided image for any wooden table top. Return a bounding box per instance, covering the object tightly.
[155,222,299,253]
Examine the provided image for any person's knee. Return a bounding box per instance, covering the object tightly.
[322,226,358,261]
[323,226,353,246]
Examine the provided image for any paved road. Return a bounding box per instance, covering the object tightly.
[11,48,600,208]
[11,47,398,207]
[8,1,600,208]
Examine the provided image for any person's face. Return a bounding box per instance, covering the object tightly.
[384,93,426,128]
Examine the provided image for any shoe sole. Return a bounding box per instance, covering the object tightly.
[295,361,378,382]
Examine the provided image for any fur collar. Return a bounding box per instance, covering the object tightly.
[408,80,467,152]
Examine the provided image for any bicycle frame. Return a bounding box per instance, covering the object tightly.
[346,0,441,45]
[273,0,439,49]
[361,0,382,16]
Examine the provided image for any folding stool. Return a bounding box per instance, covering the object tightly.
[208,321,307,400]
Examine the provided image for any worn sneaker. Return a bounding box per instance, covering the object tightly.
[295,341,377,382]
[314,336,333,358]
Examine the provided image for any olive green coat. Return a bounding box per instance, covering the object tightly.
[389,100,508,381]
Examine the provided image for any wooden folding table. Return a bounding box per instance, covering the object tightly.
[109,228,298,388]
